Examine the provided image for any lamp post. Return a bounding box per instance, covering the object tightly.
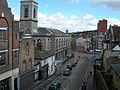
[18,31,23,90]
[93,36,96,80]
[18,42,20,90]
[18,40,21,90]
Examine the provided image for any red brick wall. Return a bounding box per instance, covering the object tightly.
[13,21,19,49]
[12,21,19,69]
[98,19,107,35]
[13,51,19,69]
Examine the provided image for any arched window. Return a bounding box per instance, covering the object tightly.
[24,7,28,18]
[37,39,42,51]
[26,42,30,54]
[23,60,26,72]
[29,58,32,69]
[33,8,36,18]
[15,33,17,40]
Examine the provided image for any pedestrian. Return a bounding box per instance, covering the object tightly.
[81,85,84,90]
[90,71,92,76]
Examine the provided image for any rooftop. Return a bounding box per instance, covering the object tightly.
[111,64,120,78]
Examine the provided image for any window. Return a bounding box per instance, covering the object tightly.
[25,42,30,54]
[15,33,17,40]
[51,64,53,71]
[59,39,60,48]
[0,53,5,66]
[24,7,28,18]
[29,58,32,69]
[0,30,5,40]
[47,39,49,49]
[23,60,26,72]
[44,59,46,64]
[14,51,17,58]
[33,8,36,18]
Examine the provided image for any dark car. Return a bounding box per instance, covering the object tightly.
[71,62,76,67]
[48,82,61,90]
[73,60,78,64]
[67,64,72,70]
[71,53,74,57]
[63,69,71,76]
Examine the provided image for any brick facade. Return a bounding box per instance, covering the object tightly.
[97,19,107,35]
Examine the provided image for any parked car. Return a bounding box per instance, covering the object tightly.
[71,53,74,57]
[48,82,61,90]
[67,64,72,70]
[63,69,71,76]
[73,60,78,64]
[71,62,76,67]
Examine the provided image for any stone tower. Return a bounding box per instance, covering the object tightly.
[20,0,38,35]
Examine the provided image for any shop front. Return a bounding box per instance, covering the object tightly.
[0,78,10,90]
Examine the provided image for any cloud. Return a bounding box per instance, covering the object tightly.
[38,12,120,32]
[11,9,20,20]
[12,10,120,33]
[82,14,94,20]
[38,12,99,32]
[89,0,120,11]
[107,18,120,26]
[44,4,49,8]
[65,0,80,4]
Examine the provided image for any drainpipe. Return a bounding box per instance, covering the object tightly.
[18,40,21,90]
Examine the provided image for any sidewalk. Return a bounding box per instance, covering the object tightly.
[29,73,61,90]
[87,66,94,90]
[80,60,94,90]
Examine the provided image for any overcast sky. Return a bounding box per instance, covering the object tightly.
[7,0,120,32]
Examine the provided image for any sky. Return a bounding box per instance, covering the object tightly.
[7,0,120,32]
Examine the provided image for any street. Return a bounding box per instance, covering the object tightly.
[56,52,93,90]
[44,52,93,90]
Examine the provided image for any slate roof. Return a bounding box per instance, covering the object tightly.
[37,27,70,37]
[49,29,66,36]
[34,47,55,60]
[111,64,120,78]
[37,27,51,35]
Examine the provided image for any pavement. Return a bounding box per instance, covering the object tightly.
[80,55,94,90]
[87,64,94,90]
[29,73,61,90]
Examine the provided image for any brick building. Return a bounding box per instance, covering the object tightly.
[19,29,35,90]
[0,0,19,90]
[19,0,37,89]
[104,25,120,49]
[97,19,107,35]
[97,19,107,49]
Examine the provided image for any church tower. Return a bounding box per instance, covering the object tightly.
[20,0,38,35]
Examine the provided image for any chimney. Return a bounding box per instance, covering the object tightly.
[66,29,68,34]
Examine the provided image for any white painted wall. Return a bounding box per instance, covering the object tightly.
[40,55,55,76]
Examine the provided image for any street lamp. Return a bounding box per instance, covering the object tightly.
[18,31,23,90]
[18,40,21,90]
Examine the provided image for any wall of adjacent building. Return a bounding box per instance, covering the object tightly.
[111,69,120,90]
